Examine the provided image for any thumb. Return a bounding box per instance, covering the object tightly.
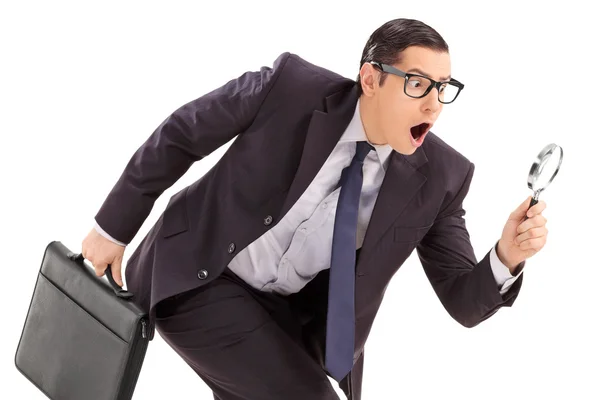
[512,196,533,219]
[111,259,124,287]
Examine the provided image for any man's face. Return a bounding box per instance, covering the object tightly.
[361,46,452,155]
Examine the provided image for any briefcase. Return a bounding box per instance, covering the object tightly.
[15,240,151,400]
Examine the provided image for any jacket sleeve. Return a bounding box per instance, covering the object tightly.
[94,52,291,244]
[416,162,525,328]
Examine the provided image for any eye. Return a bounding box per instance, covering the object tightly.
[407,77,423,88]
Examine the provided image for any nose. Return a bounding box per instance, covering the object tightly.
[423,86,441,113]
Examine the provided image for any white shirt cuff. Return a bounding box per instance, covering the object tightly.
[94,220,127,247]
[490,243,523,295]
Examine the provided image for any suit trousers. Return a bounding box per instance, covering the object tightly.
[154,265,343,400]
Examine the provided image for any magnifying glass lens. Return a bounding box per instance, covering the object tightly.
[532,148,563,192]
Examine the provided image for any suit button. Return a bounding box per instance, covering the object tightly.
[264,215,273,226]
[197,269,209,279]
[228,242,236,254]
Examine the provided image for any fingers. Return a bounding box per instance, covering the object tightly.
[515,226,548,245]
[515,208,549,249]
[81,243,119,282]
[509,198,549,254]
[526,200,547,218]
[512,198,547,221]
[520,196,533,210]
[517,213,547,234]
[111,260,123,287]
[81,226,126,286]
[91,260,123,287]
[518,235,547,251]
[94,261,108,278]
[511,196,533,220]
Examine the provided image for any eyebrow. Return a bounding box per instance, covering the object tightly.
[406,68,451,81]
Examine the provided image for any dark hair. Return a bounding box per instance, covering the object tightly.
[356,18,449,96]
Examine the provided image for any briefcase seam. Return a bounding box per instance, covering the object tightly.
[39,273,129,345]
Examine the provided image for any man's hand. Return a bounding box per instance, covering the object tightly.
[497,196,548,274]
[81,227,126,287]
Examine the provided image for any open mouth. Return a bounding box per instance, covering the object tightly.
[410,122,431,146]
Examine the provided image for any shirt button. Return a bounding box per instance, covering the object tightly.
[264,215,273,225]
[322,203,328,209]
[197,269,209,279]
[300,227,307,233]
[228,242,236,254]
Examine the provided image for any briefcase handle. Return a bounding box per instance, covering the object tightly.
[67,252,134,300]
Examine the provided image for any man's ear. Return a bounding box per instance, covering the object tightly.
[359,63,379,96]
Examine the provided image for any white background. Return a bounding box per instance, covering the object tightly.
[2,1,598,399]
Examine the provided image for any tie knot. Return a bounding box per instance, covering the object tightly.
[354,141,374,163]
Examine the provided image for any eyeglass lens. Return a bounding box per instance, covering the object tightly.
[405,76,459,103]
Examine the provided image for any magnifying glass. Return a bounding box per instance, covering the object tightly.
[525,143,563,220]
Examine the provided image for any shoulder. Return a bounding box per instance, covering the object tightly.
[268,52,355,96]
[284,52,350,82]
[420,131,475,199]
[423,132,473,168]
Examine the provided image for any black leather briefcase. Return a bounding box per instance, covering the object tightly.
[15,241,151,400]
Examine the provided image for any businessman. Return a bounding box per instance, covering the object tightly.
[82,18,548,400]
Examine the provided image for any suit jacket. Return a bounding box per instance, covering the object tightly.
[94,52,524,400]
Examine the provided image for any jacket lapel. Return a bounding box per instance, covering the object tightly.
[280,84,358,218]
[360,148,428,257]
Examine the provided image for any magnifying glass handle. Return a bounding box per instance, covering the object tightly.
[524,196,539,221]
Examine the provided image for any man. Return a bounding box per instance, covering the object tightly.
[82,18,548,400]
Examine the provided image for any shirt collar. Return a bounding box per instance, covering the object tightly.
[339,98,394,171]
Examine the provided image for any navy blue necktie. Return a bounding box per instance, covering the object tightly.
[325,141,374,381]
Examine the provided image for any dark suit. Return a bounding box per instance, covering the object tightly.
[95,52,524,399]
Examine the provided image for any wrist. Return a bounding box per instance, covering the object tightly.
[496,240,520,273]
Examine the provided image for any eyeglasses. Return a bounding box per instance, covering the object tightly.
[369,61,464,104]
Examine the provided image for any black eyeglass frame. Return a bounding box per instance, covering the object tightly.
[369,61,465,104]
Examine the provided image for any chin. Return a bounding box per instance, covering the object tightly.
[399,148,417,156]
[391,142,416,156]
